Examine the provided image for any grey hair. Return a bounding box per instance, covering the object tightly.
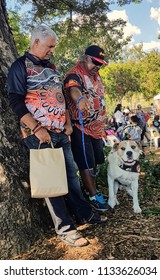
[30,25,58,47]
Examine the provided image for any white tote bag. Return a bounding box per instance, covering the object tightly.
[29,143,68,198]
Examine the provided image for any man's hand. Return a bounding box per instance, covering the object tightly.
[21,113,51,144]
[64,109,73,135]
[35,128,51,144]
[64,123,73,136]
[78,97,90,113]
[70,87,90,114]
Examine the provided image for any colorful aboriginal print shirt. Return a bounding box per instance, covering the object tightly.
[8,53,66,137]
[64,61,106,139]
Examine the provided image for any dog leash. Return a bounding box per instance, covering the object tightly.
[76,96,100,177]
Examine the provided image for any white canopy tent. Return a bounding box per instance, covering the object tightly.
[153,94,160,113]
[153,93,160,101]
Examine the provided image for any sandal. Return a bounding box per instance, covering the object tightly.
[59,231,89,247]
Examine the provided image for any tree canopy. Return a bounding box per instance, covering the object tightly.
[8,0,160,107]
[100,46,160,108]
[8,0,142,74]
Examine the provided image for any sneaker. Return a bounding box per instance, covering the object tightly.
[95,193,106,204]
[89,196,110,212]
[77,212,107,225]
[96,189,108,199]
[87,213,107,224]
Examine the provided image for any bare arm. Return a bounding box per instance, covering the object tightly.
[64,110,73,136]
[70,87,90,113]
[21,113,51,144]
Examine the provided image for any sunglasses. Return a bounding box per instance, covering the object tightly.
[91,58,103,67]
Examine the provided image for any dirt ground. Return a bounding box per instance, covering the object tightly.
[12,147,160,260]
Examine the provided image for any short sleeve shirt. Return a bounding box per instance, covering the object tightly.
[64,61,106,139]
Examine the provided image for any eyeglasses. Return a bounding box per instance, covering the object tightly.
[91,58,103,67]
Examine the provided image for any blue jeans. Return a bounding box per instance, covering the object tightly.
[24,131,92,235]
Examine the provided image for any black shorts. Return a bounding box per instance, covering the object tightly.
[70,126,105,170]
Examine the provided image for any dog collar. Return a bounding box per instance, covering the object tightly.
[119,160,140,173]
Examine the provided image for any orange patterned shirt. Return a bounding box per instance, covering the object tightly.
[64,61,106,139]
[21,57,66,137]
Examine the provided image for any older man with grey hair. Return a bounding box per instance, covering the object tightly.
[8,25,107,247]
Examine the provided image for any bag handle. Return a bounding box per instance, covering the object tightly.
[38,141,54,149]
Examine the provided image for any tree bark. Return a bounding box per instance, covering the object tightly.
[0,0,52,260]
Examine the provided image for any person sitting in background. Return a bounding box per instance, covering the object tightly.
[121,108,131,125]
[125,112,131,125]
[123,107,130,114]
[126,106,132,113]
[120,112,126,126]
[113,104,123,130]
[122,115,142,144]
[150,103,156,116]
[115,110,131,140]
[153,115,160,132]
[107,115,116,129]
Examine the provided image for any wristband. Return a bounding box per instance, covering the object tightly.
[32,123,40,132]
[33,125,43,134]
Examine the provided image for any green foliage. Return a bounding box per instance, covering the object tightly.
[52,16,131,74]
[139,50,160,99]
[100,60,141,101]
[139,154,160,199]
[104,94,116,117]
[140,156,160,215]
[142,208,160,215]
[152,162,160,181]
[121,44,146,62]
[8,0,142,73]
[20,0,140,18]
[116,0,142,5]
[8,0,159,103]
[8,10,30,55]
[100,46,160,102]
[96,146,111,187]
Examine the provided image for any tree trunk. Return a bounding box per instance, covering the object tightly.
[0,0,52,260]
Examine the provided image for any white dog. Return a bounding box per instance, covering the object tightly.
[107,140,142,213]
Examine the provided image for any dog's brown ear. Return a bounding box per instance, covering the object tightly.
[113,142,119,151]
[135,141,141,149]
[135,141,143,154]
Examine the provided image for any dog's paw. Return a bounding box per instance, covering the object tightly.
[108,198,116,209]
[133,207,142,213]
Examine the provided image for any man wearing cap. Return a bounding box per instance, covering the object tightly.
[64,45,109,212]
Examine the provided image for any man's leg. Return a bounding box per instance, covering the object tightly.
[63,130,109,213]
[59,133,108,223]
[80,169,96,196]
[24,134,76,235]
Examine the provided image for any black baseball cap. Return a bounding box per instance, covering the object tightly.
[85,45,107,65]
